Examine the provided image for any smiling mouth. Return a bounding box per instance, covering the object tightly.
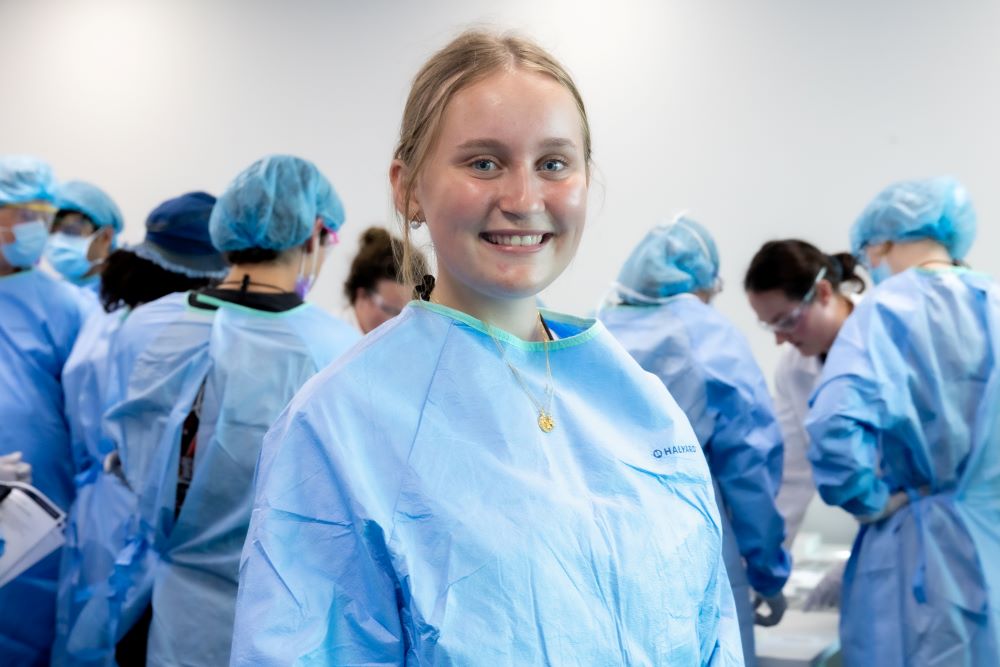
[481,232,553,248]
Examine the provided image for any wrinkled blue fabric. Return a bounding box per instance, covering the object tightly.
[50,307,130,666]
[806,267,1000,665]
[231,301,743,666]
[601,296,790,665]
[615,216,720,302]
[53,181,124,233]
[0,155,55,205]
[54,295,198,666]
[80,292,359,667]
[210,155,345,251]
[851,177,976,260]
[0,269,89,666]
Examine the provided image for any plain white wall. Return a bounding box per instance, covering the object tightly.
[2,0,999,384]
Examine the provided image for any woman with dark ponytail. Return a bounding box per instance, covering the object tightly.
[743,240,865,549]
[343,226,427,333]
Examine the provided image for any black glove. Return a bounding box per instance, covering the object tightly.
[753,591,788,627]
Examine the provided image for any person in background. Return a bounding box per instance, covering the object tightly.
[806,177,1000,665]
[231,31,741,665]
[744,240,866,547]
[343,225,428,333]
[45,180,123,301]
[95,155,359,667]
[51,192,229,666]
[599,215,790,665]
[0,155,91,667]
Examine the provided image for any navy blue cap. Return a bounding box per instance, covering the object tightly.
[131,192,229,278]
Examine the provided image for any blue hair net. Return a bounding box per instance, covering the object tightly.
[850,177,977,260]
[209,155,344,252]
[615,215,721,303]
[54,180,124,233]
[0,155,56,206]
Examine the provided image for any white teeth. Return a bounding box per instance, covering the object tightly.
[487,234,544,246]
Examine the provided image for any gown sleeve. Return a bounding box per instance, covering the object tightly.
[230,402,404,666]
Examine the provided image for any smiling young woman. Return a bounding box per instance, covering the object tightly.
[230,31,743,666]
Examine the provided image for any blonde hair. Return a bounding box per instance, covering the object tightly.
[392,30,592,286]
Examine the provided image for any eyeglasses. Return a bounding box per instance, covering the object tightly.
[5,202,57,226]
[369,290,402,317]
[759,267,827,334]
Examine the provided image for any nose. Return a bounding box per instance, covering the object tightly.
[498,165,545,218]
[775,331,790,345]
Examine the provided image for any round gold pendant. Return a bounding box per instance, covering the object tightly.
[538,412,555,433]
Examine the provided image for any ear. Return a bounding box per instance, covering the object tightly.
[815,278,835,306]
[389,159,419,220]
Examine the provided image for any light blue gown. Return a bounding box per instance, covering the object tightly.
[90,291,359,667]
[806,267,1000,665]
[230,301,743,666]
[601,296,789,666]
[50,305,147,667]
[0,269,89,666]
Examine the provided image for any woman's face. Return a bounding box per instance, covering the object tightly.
[747,281,842,357]
[353,279,411,334]
[398,69,589,302]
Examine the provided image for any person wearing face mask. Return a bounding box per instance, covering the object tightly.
[343,226,429,333]
[599,216,791,666]
[51,192,229,667]
[744,240,866,549]
[45,180,123,299]
[91,155,358,667]
[0,155,93,667]
[805,177,1000,665]
[231,33,741,666]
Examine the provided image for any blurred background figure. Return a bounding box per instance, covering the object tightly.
[91,155,359,667]
[343,226,428,333]
[45,180,123,301]
[52,192,229,666]
[744,239,866,548]
[806,177,1000,665]
[0,155,90,666]
[600,215,791,665]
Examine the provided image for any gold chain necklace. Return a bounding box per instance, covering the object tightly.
[486,314,556,433]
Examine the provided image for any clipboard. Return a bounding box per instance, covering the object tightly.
[0,481,66,588]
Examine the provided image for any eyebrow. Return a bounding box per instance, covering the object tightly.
[455,137,579,151]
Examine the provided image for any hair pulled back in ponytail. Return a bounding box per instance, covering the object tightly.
[743,239,865,301]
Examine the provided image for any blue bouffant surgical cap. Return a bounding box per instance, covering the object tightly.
[54,180,124,233]
[615,215,721,304]
[209,155,344,252]
[0,155,56,206]
[850,177,977,260]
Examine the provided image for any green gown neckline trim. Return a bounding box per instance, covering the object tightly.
[410,300,601,351]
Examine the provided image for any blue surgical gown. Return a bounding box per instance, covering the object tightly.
[601,296,790,665]
[0,268,89,666]
[231,301,743,666]
[806,267,1000,665]
[91,291,359,667]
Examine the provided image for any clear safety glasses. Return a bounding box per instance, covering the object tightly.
[6,202,57,226]
[369,290,403,317]
[759,267,827,334]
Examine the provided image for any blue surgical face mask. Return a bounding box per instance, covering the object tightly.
[45,232,95,281]
[1,220,49,268]
[869,262,892,286]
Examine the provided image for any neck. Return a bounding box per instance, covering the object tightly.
[889,239,953,273]
[432,271,543,341]
[220,257,298,293]
[822,295,853,354]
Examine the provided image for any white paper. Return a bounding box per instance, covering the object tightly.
[0,482,66,588]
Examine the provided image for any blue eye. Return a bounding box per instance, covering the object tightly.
[471,159,497,172]
[540,159,566,172]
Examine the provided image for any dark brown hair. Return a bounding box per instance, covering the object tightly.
[343,227,427,305]
[744,239,865,300]
[100,249,214,312]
